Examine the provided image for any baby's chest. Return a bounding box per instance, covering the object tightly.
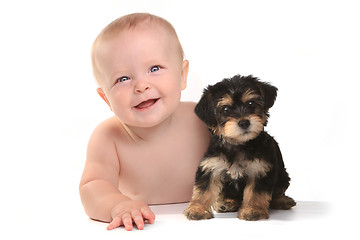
[119,141,201,179]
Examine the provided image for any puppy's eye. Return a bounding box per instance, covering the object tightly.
[220,106,231,114]
[247,100,255,106]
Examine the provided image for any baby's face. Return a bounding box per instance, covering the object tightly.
[96,24,187,128]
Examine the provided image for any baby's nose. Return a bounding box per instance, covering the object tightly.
[134,81,150,93]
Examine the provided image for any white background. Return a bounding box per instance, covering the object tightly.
[1,0,359,239]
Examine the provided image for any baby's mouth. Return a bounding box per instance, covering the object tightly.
[134,98,159,109]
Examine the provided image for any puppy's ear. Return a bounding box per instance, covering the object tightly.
[257,81,278,110]
[195,87,217,127]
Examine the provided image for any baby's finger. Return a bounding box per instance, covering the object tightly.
[131,210,145,230]
[107,216,122,230]
[141,207,155,224]
[122,212,134,231]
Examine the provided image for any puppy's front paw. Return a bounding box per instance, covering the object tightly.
[270,195,296,210]
[184,204,213,220]
[238,207,269,221]
[213,198,242,213]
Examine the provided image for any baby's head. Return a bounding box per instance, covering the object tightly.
[91,13,185,86]
[91,13,189,128]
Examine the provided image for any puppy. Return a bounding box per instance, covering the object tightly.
[184,75,296,221]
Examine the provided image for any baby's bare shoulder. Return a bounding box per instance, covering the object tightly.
[177,101,197,120]
[179,101,197,111]
[91,117,126,139]
[177,102,209,138]
[87,117,128,157]
[178,102,207,126]
[82,117,124,186]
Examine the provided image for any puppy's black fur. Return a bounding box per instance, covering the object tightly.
[184,75,295,221]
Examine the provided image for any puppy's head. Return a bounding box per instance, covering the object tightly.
[195,75,277,144]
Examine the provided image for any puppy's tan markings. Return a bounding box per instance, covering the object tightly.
[200,156,227,175]
[184,181,222,220]
[241,89,260,103]
[242,158,271,178]
[223,119,242,139]
[238,178,271,221]
[217,94,233,107]
[248,114,265,133]
[184,186,214,220]
[221,115,265,144]
[185,157,225,220]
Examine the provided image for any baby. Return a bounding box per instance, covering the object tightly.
[79,13,209,231]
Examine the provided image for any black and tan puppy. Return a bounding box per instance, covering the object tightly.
[184,75,296,221]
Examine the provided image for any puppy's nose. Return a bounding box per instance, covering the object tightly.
[238,119,250,130]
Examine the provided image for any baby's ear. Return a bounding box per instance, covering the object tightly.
[97,88,112,111]
[180,60,189,90]
[257,82,278,110]
[195,86,217,127]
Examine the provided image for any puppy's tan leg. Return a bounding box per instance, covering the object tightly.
[238,180,271,221]
[184,186,213,220]
[184,175,222,220]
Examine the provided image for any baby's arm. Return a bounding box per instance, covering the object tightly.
[79,123,155,231]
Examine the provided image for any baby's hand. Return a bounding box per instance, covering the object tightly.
[107,200,155,231]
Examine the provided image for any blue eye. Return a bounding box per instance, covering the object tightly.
[150,66,160,73]
[117,76,130,83]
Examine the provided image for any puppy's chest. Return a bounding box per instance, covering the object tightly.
[228,155,271,179]
[201,152,271,180]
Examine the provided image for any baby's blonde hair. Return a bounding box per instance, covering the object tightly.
[91,13,185,85]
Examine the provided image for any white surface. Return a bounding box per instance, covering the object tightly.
[1,0,359,239]
[87,202,336,239]
[1,201,352,239]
